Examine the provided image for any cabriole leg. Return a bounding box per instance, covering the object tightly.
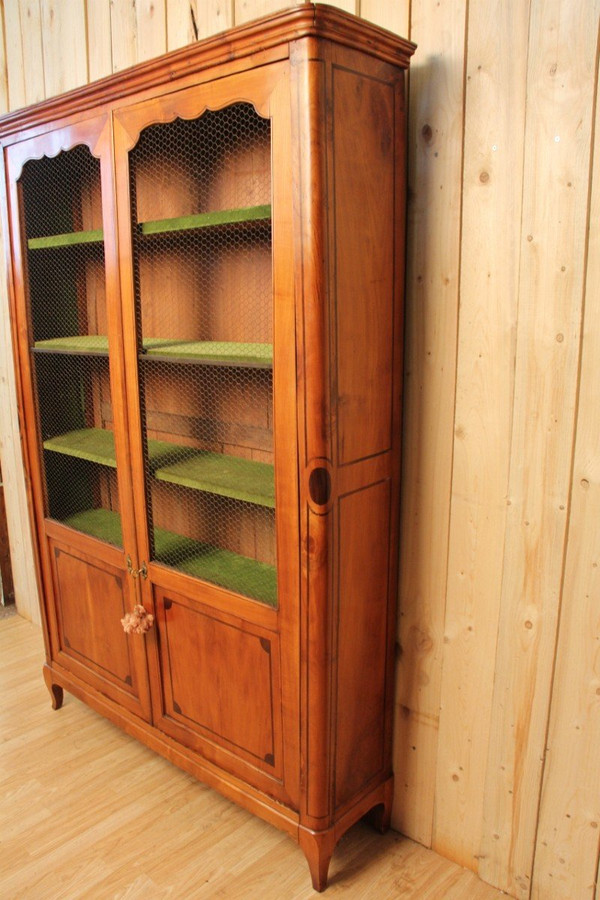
[298,826,337,892]
[43,664,63,710]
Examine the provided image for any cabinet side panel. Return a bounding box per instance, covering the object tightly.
[332,66,395,466]
[334,479,391,809]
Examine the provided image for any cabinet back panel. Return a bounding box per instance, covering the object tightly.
[132,110,270,224]
[149,480,276,565]
[136,237,272,345]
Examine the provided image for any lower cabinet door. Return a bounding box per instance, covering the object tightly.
[150,586,285,797]
[47,535,152,720]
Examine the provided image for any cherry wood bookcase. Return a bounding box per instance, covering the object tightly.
[0,6,414,890]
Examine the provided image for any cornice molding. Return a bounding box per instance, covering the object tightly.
[0,3,416,139]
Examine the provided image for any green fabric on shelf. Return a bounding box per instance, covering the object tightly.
[139,204,271,236]
[63,508,123,545]
[43,428,117,467]
[153,526,277,606]
[33,335,272,367]
[28,228,104,249]
[44,428,275,507]
[35,335,110,355]
[143,340,273,367]
[153,450,274,508]
[60,508,276,606]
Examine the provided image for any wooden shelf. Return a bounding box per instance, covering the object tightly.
[138,204,271,237]
[28,229,103,250]
[61,508,277,606]
[43,428,117,468]
[25,205,270,250]
[33,336,110,356]
[43,427,274,507]
[33,336,273,367]
[154,448,274,508]
[141,340,273,368]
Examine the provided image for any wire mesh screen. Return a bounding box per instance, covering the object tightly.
[129,103,276,605]
[20,146,122,546]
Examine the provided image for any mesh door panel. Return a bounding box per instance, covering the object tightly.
[20,146,122,546]
[129,104,276,605]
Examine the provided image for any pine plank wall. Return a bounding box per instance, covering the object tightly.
[0,1,598,898]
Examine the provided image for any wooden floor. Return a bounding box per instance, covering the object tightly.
[0,615,507,899]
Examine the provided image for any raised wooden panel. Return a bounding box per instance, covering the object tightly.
[332,65,395,466]
[154,587,283,778]
[334,478,390,809]
[51,542,134,690]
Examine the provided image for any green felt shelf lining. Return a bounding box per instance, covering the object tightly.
[28,229,104,249]
[33,336,273,367]
[43,428,118,467]
[27,204,271,250]
[34,335,110,355]
[154,448,274,508]
[61,508,277,606]
[138,204,271,236]
[43,427,274,508]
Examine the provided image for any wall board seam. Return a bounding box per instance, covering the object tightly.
[430,0,470,854]
[529,21,600,899]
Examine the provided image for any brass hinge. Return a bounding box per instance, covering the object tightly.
[126,555,148,579]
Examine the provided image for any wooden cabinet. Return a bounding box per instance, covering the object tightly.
[0,5,414,891]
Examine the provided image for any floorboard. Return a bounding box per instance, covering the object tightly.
[0,615,508,898]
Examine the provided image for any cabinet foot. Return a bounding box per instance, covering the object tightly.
[298,826,337,892]
[43,665,63,710]
[365,779,393,834]
[365,799,392,834]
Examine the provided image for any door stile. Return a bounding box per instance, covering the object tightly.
[99,115,154,721]
[268,65,301,810]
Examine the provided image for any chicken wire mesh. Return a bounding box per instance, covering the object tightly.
[129,103,276,605]
[20,146,122,546]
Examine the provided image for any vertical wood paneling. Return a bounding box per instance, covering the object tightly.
[4,0,45,109]
[111,0,167,72]
[359,0,408,32]
[433,0,529,869]
[530,55,600,900]
[234,0,289,25]
[235,0,355,26]
[166,0,232,50]
[0,5,8,114]
[87,0,113,81]
[318,0,356,11]
[479,0,600,896]
[393,0,466,847]
[40,0,88,97]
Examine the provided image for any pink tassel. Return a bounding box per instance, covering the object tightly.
[121,605,154,635]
